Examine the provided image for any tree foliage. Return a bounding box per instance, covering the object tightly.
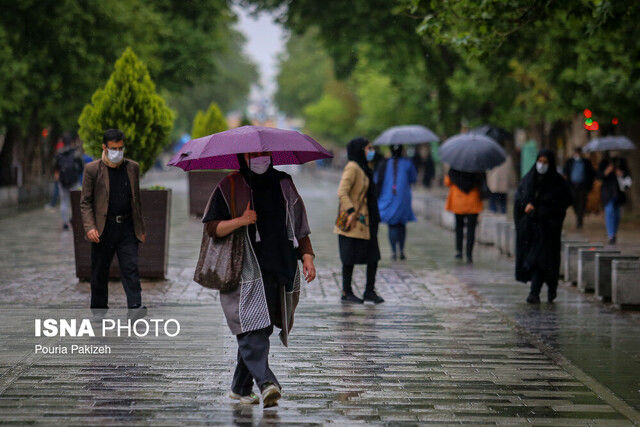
[0,0,257,184]
[78,48,174,174]
[191,102,228,139]
[275,28,333,116]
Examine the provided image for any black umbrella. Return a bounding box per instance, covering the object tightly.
[470,125,512,146]
[439,133,506,172]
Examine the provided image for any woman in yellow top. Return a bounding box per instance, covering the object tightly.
[334,137,383,304]
[444,169,484,263]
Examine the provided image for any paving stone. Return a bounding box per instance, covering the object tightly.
[0,170,638,424]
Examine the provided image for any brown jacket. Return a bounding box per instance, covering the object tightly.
[80,159,145,241]
[334,161,371,240]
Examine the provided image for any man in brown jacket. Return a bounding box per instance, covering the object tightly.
[80,129,146,318]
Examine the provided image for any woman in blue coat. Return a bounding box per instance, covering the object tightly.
[375,145,417,260]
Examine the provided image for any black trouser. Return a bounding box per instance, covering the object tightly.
[342,262,378,295]
[570,184,588,227]
[90,219,142,309]
[231,325,279,395]
[455,214,478,258]
[529,267,558,298]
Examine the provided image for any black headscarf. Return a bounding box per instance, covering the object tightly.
[347,137,380,224]
[237,154,297,284]
[520,148,563,204]
[448,168,482,193]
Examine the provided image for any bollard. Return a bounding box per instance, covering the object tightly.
[563,243,601,284]
[612,260,640,308]
[478,214,506,245]
[577,248,620,292]
[560,240,587,279]
[496,222,510,254]
[507,224,516,257]
[595,254,640,301]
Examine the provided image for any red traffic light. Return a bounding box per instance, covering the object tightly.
[583,109,592,118]
[612,117,619,125]
[41,128,49,138]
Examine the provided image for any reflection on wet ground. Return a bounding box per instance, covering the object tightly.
[0,169,638,423]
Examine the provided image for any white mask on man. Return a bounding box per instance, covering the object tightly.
[249,156,271,174]
[107,148,124,164]
[536,161,549,174]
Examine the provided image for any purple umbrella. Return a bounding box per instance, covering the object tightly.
[167,126,333,171]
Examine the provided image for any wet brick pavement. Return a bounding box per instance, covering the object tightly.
[0,168,639,424]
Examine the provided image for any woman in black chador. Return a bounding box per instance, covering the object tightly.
[514,149,572,304]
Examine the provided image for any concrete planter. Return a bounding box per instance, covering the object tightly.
[563,242,601,284]
[595,254,640,301]
[612,260,640,308]
[477,214,506,245]
[577,248,620,292]
[70,189,172,281]
[187,170,228,218]
[560,240,586,279]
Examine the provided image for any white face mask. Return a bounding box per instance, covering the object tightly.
[249,156,270,174]
[107,148,124,164]
[536,161,549,174]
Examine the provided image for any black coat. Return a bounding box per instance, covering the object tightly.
[563,157,595,190]
[598,157,630,206]
[514,152,572,283]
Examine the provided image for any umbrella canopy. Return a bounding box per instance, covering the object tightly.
[167,126,333,171]
[439,133,506,172]
[470,125,512,146]
[373,125,439,146]
[583,136,636,153]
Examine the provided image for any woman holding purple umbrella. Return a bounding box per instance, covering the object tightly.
[199,151,316,408]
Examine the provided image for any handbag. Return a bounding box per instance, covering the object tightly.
[335,188,366,232]
[193,176,245,293]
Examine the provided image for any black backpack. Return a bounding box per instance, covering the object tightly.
[57,148,83,189]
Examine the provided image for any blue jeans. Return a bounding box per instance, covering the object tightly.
[489,193,507,214]
[388,223,407,255]
[604,200,620,239]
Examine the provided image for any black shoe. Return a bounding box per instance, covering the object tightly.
[363,292,385,304]
[62,223,70,230]
[548,290,557,303]
[391,253,397,261]
[466,255,473,264]
[399,252,406,260]
[127,305,148,321]
[341,293,364,304]
[526,294,541,304]
[608,236,617,245]
[454,252,462,259]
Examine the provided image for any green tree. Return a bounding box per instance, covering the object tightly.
[78,48,175,174]
[275,28,333,116]
[303,81,358,143]
[191,102,228,139]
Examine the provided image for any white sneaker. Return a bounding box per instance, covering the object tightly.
[229,391,259,404]
[261,384,281,408]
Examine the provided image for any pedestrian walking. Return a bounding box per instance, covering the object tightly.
[200,152,316,408]
[514,149,572,304]
[486,154,516,214]
[375,144,417,261]
[563,147,595,228]
[422,150,435,188]
[80,129,147,318]
[335,137,383,304]
[54,134,84,229]
[598,153,631,244]
[444,169,484,263]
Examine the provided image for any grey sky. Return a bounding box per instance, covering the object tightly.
[233,5,286,100]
